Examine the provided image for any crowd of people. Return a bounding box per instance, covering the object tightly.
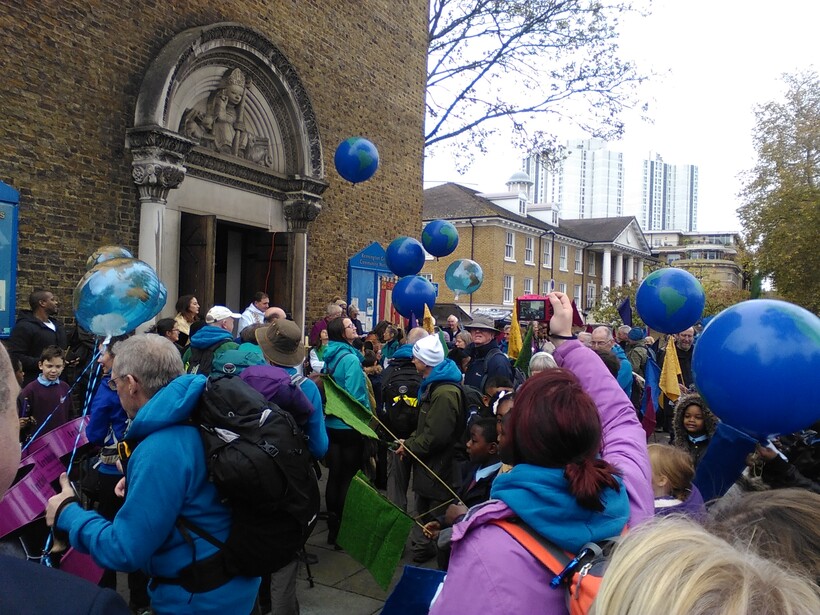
[1,287,818,614]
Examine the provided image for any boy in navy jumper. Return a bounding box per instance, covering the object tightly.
[17,345,73,441]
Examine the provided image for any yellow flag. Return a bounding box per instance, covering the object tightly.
[422,303,436,334]
[659,338,683,405]
[507,305,523,360]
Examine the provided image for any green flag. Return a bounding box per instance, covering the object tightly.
[515,323,534,375]
[321,375,379,439]
[337,472,415,589]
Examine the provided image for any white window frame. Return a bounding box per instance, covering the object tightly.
[559,282,567,294]
[524,278,533,295]
[420,273,433,282]
[588,254,596,276]
[543,241,552,268]
[575,248,583,274]
[542,280,552,295]
[505,231,515,262]
[503,275,514,305]
[573,284,582,305]
[559,245,568,271]
[587,283,596,308]
[524,236,534,265]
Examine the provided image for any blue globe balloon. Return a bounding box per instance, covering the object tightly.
[636,268,705,334]
[422,220,459,258]
[445,259,483,299]
[392,275,437,319]
[74,257,167,336]
[86,245,133,271]
[334,137,379,184]
[692,300,820,439]
[386,236,425,277]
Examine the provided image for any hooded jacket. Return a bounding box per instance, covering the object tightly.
[429,340,651,615]
[404,358,464,501]
[57,375,260,614]
[182,325,239,374]
[673,392,718,468]
[7,311,68,383]
[322,341,370,430]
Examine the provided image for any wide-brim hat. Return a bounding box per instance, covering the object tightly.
[464,314,500,333]
[255,321,305,367]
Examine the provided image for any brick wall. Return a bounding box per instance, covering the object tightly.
[0,1,428,326]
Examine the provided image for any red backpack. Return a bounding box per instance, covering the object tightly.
[490,518,620,615]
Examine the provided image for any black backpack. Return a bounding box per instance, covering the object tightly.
[173,374,320,591]
[482,348,526,392]
[380,358,422,439]
[186,340,238,375]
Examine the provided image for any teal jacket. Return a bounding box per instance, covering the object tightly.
[322,341,370,430]
[57,375,259,614]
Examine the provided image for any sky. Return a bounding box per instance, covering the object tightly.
[423,0,817,232]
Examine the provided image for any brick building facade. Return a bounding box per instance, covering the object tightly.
[0,1,427,332]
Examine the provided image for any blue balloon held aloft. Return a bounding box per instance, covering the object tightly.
[74,257,167,336]
[692,300,820,439]
[422,220,459,258]
[334,137,379,184]
[386,236,426,278]
[391,275,437,319]
[636,268,705,334]
[444,259,483,299]
[86,245,134,271]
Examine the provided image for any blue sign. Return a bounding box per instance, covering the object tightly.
[0,180,19,338]
[348,242,392,333]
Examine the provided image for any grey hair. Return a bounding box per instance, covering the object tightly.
[455,330,473,345]
[326,303,343,317]
[618,325,631,335]
[592,326,614,341]
[529,352,557,375]
[112,335,184,398]
[405,327,429,345]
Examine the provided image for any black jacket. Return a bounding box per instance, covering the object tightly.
[7,312,68,384]
[464,341,513,393]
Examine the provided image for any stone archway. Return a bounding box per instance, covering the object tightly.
[127,22,326,329]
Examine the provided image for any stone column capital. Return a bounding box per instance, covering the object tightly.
[127,126,195,202]
[283,199,322,232]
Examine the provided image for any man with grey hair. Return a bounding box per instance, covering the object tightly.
[591,326,633,397]
[0,344,131,613]
[616,324,632,350]
[46,335,260,613]
[380,327,428,511]
[529,351,558,376]
[309,302,343,346]
[577,331,593,347]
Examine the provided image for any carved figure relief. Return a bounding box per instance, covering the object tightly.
[181,68,273,167]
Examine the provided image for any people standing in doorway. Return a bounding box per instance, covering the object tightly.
[237,291,270,335]
[173,294,200,347]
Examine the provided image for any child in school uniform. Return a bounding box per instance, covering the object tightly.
[649,443,706,521]
[17,345,73,442]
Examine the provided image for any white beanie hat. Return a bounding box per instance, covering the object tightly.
[412,334,445,367]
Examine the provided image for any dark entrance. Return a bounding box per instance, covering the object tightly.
[179,212,291,313]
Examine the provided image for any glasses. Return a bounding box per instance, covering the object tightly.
[589,341,610,348]
[107,375,130,391]
[345,324,357,330]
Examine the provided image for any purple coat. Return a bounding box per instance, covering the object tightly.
[429,340,653,615]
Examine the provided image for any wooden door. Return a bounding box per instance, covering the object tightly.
[179,213,216,310]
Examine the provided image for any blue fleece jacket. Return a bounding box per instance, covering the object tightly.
[57,375,259,614]
[391,343,414,361]
[285,367,329,459]
[490,463,629,552]
[85,374,129,476]
[189,325,235,349]
[322,341,370,430]
[418,358,463,400]
[611,343,634,396]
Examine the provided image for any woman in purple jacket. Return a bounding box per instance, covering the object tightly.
[429,293,652,615]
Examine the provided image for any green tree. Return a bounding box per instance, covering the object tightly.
[589,279,644,327]
[700,279,750,318]
[738,70,820,312]
[425,0,648,165]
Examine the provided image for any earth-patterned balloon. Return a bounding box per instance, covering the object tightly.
[692,300,820,438]
[422,220,459,258]
[386,236,425,277]
[334,137,379,184]
[85,245,134,271]
[636,268,705,334]
[391,275,437,319]
[74,257,167,336]
[444,259,483,299]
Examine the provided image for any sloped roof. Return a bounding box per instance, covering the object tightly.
[423,183,638,244]
[558,216,636,243]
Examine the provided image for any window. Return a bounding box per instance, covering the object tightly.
[559,245,568,271]
[575,248,583,273]
[588,254,596,276]
[542,280,553,294]
[503,275,514,304]
[420,273,433,282]
[587,283,596,308]
[543,241,552,268]
[524,278,533,294]
[524,237,534,264]
[559,282,567,294]
[573,284,582,305]
[505,232,515,261]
